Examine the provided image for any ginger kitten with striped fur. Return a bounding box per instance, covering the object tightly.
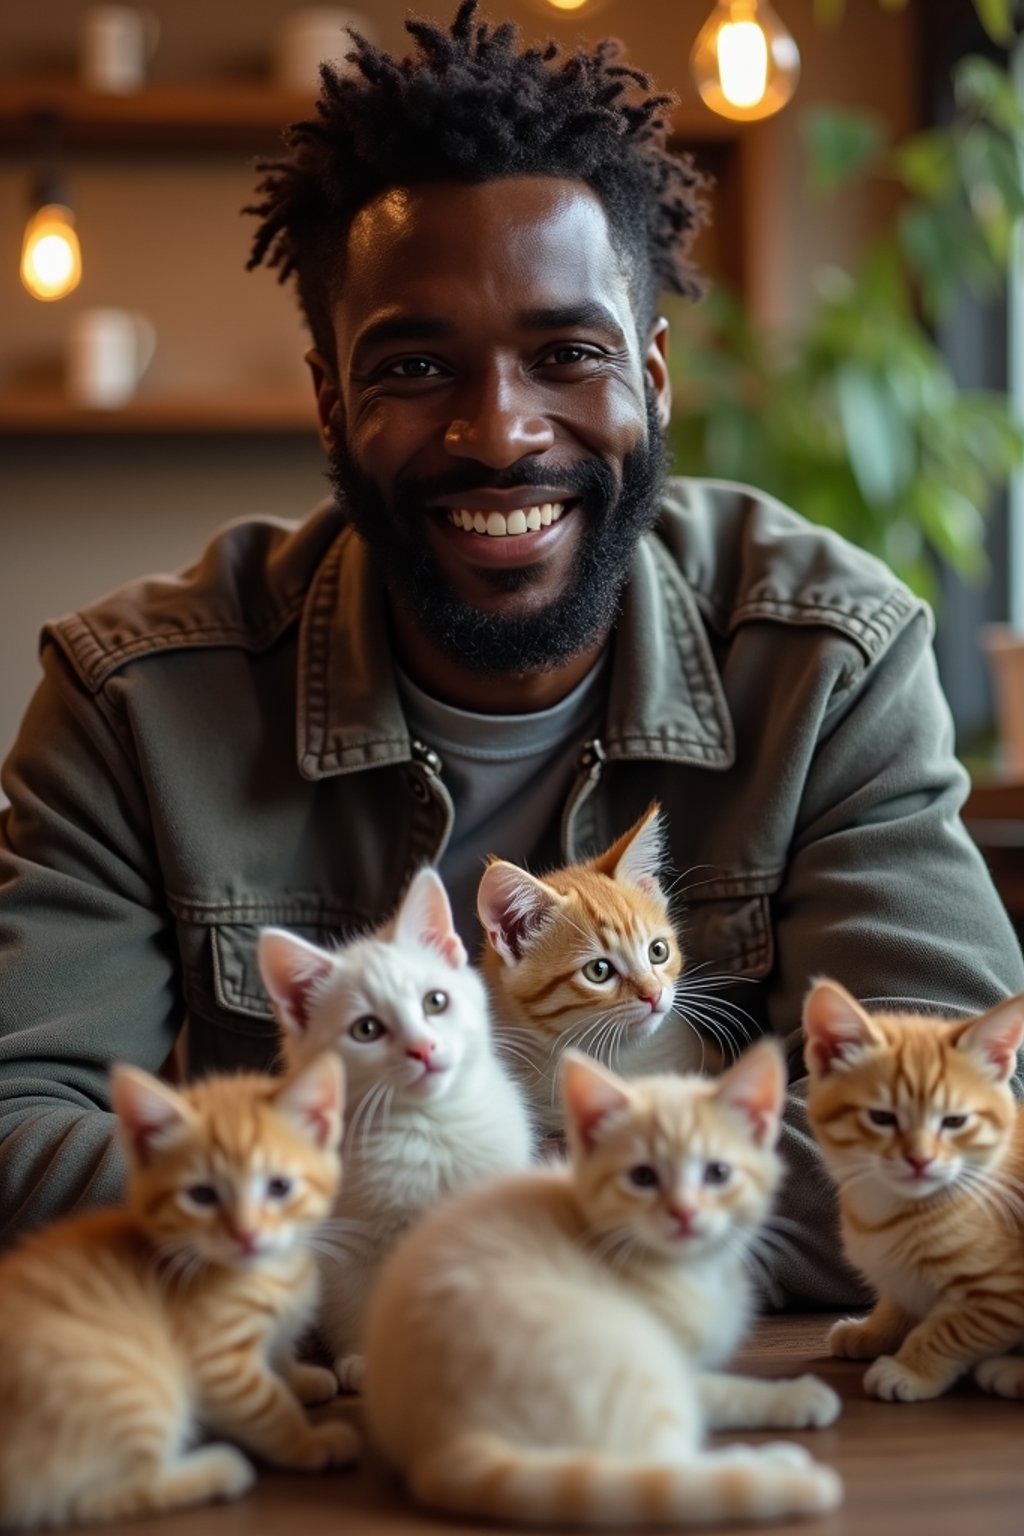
[478,804,714,1136]
[804,979,1024,1402]
[0,1054,357,1528]
[363,1041,842,1527]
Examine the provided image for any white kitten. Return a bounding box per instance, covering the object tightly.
[362,1043,842,1525]
[258,867,533,1390]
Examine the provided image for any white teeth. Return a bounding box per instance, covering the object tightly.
[447,502,565,536]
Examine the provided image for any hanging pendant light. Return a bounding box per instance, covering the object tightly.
[20,114,82,303]
[691,0,800,123]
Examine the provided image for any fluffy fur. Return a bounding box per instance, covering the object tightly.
[478,805,720,1136]
[259,866,533,1391]
[362,1042,842,1526]
[0,1054,357,1528]
[804,978,1024,1401]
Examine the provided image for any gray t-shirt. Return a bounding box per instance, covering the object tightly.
[396,656,609,950]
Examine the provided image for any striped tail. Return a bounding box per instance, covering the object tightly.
[409,1433,842,1526]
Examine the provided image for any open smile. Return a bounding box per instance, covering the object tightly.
[431,497,577,568]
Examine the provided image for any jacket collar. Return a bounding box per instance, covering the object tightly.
[295,517,735,780]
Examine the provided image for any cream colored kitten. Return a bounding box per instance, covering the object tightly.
[363,1042,842,1526]
[0,1054,357,1528]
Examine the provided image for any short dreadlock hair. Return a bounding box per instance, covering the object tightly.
[246,0,706,364]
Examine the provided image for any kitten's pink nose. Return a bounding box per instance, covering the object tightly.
[232,1229,259,1254]
[668,1203,697,1234]
[905,1153,933,1176]
[406,1040,437,1065]
[640,991,661,1010]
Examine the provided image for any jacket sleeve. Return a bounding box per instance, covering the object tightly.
[0,643,183,1245]
[767,606,1024,1308]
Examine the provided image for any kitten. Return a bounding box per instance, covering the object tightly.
[362,1042,842,1527]
[478,804,717,1137]
[0,1053,358,1528]
[804,978,1024,1402]
[259,865,533,1394]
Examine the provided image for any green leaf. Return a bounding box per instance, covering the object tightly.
[834,365,915,506]
[971,0,1016,46]
[895,131,958,201]
[803,108,888,195]
[954,56,1024,132]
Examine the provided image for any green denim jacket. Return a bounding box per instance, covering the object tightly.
[1,478,1020,1302]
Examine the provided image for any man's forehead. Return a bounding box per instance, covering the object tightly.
[338,175,636,326]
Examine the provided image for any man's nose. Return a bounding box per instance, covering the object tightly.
[444,377,554,468]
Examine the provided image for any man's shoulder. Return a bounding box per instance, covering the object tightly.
[44,500,345,694]
[656,477,926,663]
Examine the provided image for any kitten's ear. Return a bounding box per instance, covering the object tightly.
[716,1038,786,1147]
[802,978,879,1076]
[275,1051,345,1150]
[111,1064,196,1165]
[258,928,334,1036]
[561,1049,632,1152]
[597,802,665,896]
[952,996,1024,1083]
[394,868,466,968]
[477,859,560,966]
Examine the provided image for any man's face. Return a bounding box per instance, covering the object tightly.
[312,176,671,676]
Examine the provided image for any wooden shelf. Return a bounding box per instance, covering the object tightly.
[0,79,318,154]
[0,391,318,435]
[0,77,740,155]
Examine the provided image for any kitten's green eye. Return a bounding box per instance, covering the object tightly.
[648,938,670,964]
[267,1176,292,1200]
[942,1114,968,1130]
[423,989,448,1015]
[704,1161,731,1185]
[186,1183,218,1207]
[582,958,615,984]
[868,1109,898,1128]
[351,1016,386,1043]
[628,1164,659,1188]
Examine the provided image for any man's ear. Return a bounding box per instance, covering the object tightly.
[645,317,671,430]
[305,347,342,453]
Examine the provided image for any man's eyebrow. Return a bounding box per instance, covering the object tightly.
[517,302,627,340]
[351,314,456,363]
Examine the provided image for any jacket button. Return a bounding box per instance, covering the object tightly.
[408,773,430,802]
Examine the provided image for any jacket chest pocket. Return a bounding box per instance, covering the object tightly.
[674,876,778,1057]
[177,908,352,1074]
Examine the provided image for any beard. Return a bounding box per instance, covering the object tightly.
[326,398,666,677]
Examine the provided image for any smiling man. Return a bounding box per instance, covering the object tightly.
[0,3,1021,1304]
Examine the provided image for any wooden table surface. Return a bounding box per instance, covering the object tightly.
[79,1313,1023,1536]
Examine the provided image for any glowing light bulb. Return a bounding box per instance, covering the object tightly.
[20,202,82,302]
[691,0,800,123]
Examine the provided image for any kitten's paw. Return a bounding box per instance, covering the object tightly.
[828,1316,883,1360]
[975,1356,1024,1399]
[764,1375,842,1429]
[288,1361,339,1405]
[751,1441,815,1469]
[333,1353,365,1394]
[863,1355,942,1402]
[201,1446,257,1501]
[307,1419,361,1469]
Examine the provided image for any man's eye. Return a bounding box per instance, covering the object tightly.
[546,345,590,366]
[387,358,441,379]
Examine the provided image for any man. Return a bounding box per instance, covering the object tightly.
[0,3,1020,1302]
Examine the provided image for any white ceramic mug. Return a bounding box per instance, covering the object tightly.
[274,7,373,92]
[80,5,160,94]
[67,308,157,409]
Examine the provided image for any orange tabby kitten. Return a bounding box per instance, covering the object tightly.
[478,804,716,1136]
[804,978,1024,1402]
[363,1042,842,1526]
[0,1054,358,1528]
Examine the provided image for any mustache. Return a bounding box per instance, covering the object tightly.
[392,457,616,508]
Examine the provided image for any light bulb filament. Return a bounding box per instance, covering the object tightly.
[717,21,769,109]
[20,203,82,302]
